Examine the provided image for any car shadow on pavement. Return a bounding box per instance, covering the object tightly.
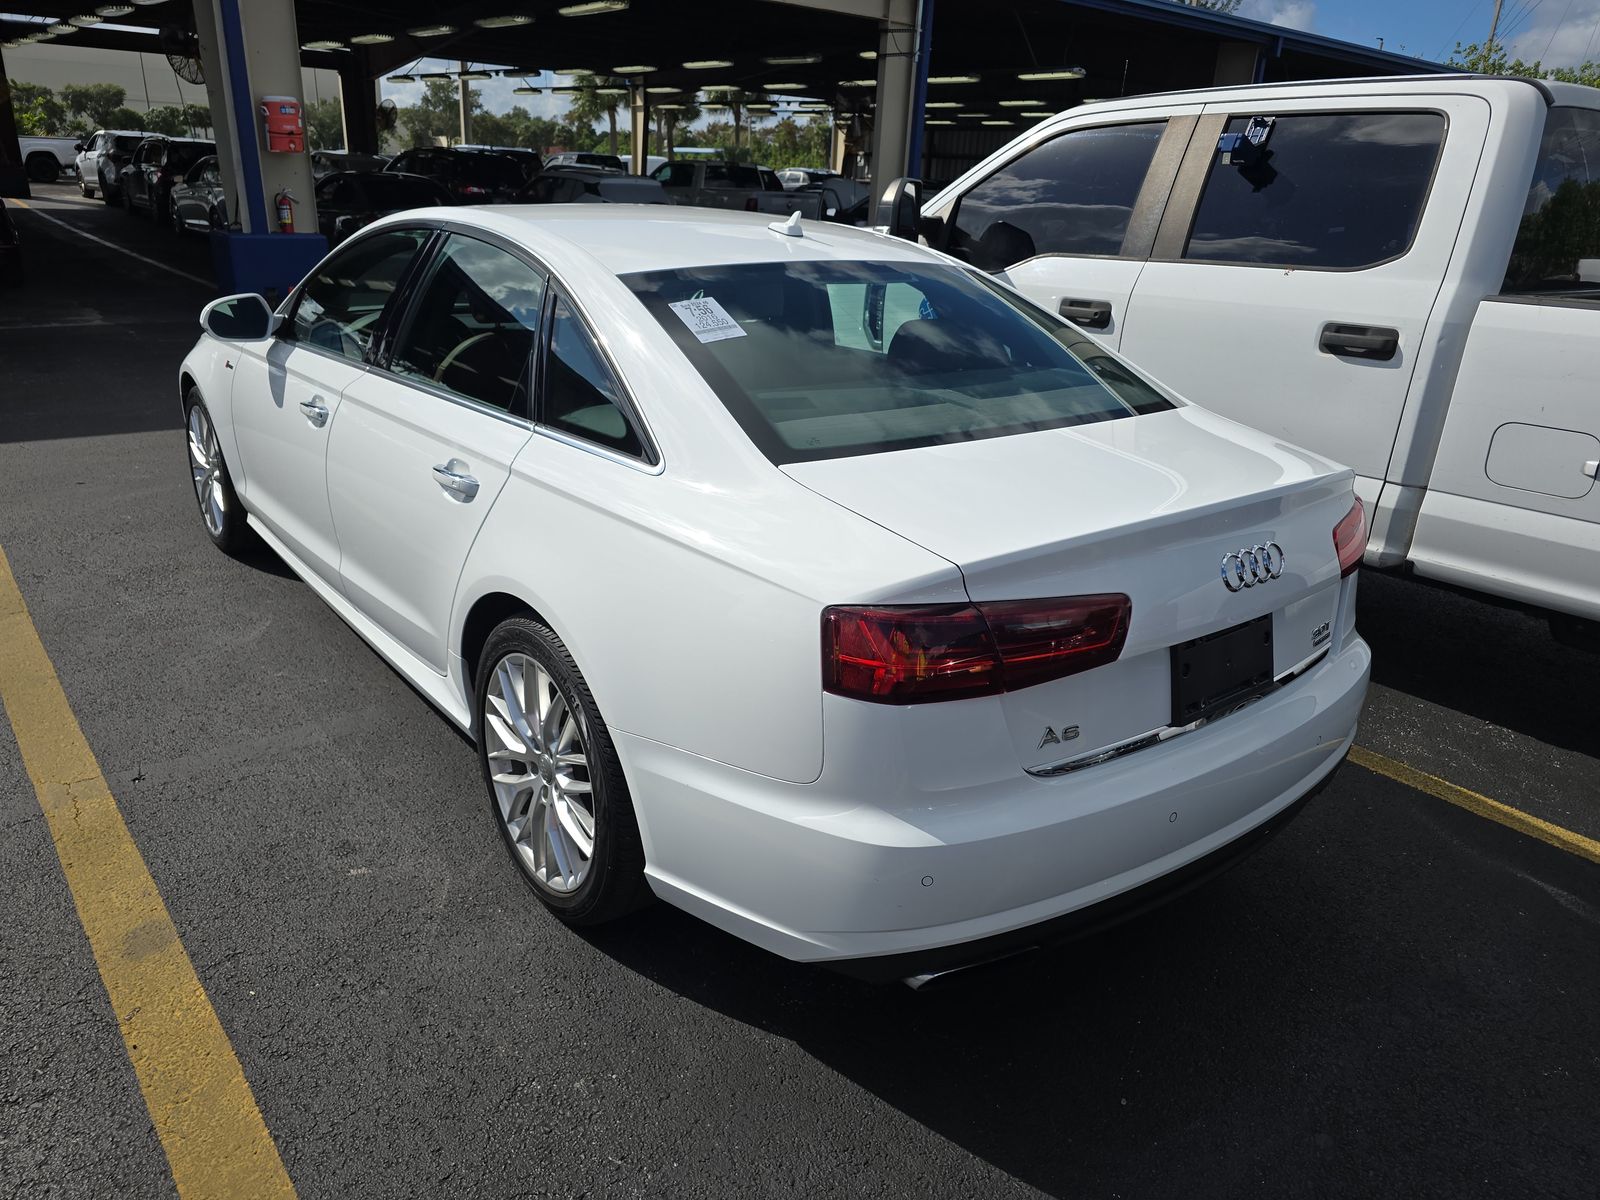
[577,772,1600,1198]
[1356,571,1598,757]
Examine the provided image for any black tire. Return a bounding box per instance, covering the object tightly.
[476,616,650,927]
[161,191,177,232]
[80,177,96,199]
[25,153,58,184]
[182,388,249,554]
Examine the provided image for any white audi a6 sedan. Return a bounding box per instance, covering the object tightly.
[180,205,1370,981]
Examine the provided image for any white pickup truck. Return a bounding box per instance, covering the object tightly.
[907,76,1600,647]
[18,135,78,183]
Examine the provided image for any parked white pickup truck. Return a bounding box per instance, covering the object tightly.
[19,135,78,183]
[909,76,1600,647]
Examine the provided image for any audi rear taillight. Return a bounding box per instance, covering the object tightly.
[1333,497,1367,577]
[822,594,1131,705]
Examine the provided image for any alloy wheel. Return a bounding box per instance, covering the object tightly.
[186,405,226,536]
[483,652,596,895]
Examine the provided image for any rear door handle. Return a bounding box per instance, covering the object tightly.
[1058,298,1112,330]
[1319,322,1399,361]
[298,398,329,427]
[432,463,480,502]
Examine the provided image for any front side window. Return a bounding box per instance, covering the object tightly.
[287,228,429,362]
[388,234,545,413]
[1504,106,1600,300]
[627,260,1173,465]
[947,122,1166,269]
[542,295,647,458]
[1184,111,1445,269]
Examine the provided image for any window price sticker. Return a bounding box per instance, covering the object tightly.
[668,296,747,343]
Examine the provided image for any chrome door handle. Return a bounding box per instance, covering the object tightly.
[432,463,480,501]
[299,398,329,427]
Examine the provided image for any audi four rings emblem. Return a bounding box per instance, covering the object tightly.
[1221,543,1286,591]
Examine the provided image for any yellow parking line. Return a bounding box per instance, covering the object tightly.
[0,546,295,1199]
[1350,744,1600,866]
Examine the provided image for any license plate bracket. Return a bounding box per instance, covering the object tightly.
[1171,614,1274,726]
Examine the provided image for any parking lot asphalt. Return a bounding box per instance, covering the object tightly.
[2,182,1598,1200]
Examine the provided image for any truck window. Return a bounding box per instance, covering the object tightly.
[1184,111,1445,270]
[946,122,1166,269]
[1503,106,1600,300]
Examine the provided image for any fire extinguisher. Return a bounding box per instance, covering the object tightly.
[274,188,296,234]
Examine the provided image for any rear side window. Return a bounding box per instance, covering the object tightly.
[947,122,1166,269]
[1504,106,1600,299]
[542,295,648,459]
[1184,111,1445,269]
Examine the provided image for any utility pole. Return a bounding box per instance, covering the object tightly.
[458,59,471,145]
[1485,0,1505,59]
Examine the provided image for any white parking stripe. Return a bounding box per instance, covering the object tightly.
[11,199,213,288]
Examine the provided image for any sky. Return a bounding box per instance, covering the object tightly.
[1236,0,1600,66]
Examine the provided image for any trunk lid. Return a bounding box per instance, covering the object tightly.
[785,407,1355,771]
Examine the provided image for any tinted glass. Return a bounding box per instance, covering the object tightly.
[362,173,447,208]
[948,122,1165,269]
[626,260,1171,465]
[1504,106,1600,299]
[1185,111,1444,269]
[457,154,524,189]
[167,142,213,172]
[655,162,695,187]
[389,235,545,413]
[544,295,645,457]
[112,135,143,153]
[288,229,428,361]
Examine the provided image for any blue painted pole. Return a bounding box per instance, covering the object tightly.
[217,0,269,234]
[905,0,935,181]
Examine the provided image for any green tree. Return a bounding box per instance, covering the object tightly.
[399,78,479,148]
[106,105,147,132]
[9,80,67,135]
[1448,41,1600,86]
[141,105,190,136]
[566,80,624,154]
[60,82,127,130]
[304,96,344,150]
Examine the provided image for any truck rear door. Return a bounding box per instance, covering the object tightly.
[1409,103,1600,624]
[1117,93,1491,513]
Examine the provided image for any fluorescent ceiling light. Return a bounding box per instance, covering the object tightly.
[926,119,954,126]
[612,64,654,73]
[762,82,805,90]
[420,71,454,80]
[559,0,628,13]
[554,68,593,75]
[1022,111,1053,118]
[858,50,876,59]
[763,54,820,65]
[69,14,103,25]
[474,15,533,29]
[645,86,678,94]
[387,73,415,83]
[655,103,685,111]
[596,86,627,95]
[1017,67,1084,80]
[682,59,732,69]
[927,74,979,84]
[551,85,583,93]
[924,101,960,108]
[983,120,1015,126]
[746,103,774,110]
[406,24,456,37]
[95,4,135,15]
[998,99,1043,107]
[303,39,345,50]
[349,32,395,45]
[958,112,985,118]
[460,70,492,80]
[513,85,542,94]
[838,79,876,88]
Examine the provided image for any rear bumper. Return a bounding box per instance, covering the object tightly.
[617,633,1369,969]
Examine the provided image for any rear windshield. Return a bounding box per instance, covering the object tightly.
[454,154,525,188]
[112,135,144,153]
[363,174,448,206]
[168,142,215,171]
[626,260,1172,464]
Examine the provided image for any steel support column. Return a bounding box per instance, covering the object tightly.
[867,0,918,222]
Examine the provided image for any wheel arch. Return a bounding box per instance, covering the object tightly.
[459,591,552,698]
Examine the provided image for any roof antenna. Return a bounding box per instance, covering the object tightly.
[769,210,804,237]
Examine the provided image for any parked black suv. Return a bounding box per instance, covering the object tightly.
[122,136,217,229]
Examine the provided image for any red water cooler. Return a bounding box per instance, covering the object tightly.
[260,95,304,153]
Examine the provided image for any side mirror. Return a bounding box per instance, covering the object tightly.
[200,293,279,341]
[874,175,922,241]
[73,142,84,152]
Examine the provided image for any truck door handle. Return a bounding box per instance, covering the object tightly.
[1319,323,1399,361]
[1059,298,1112,330]
[432,463,480,502]
[298,398,329,427]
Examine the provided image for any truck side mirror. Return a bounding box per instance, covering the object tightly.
[200,293,280,341]
[875,176,922,241]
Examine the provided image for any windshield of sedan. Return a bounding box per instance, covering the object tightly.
[624,260,1172,463]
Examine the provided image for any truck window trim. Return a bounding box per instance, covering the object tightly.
[1148,106,1452,275]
